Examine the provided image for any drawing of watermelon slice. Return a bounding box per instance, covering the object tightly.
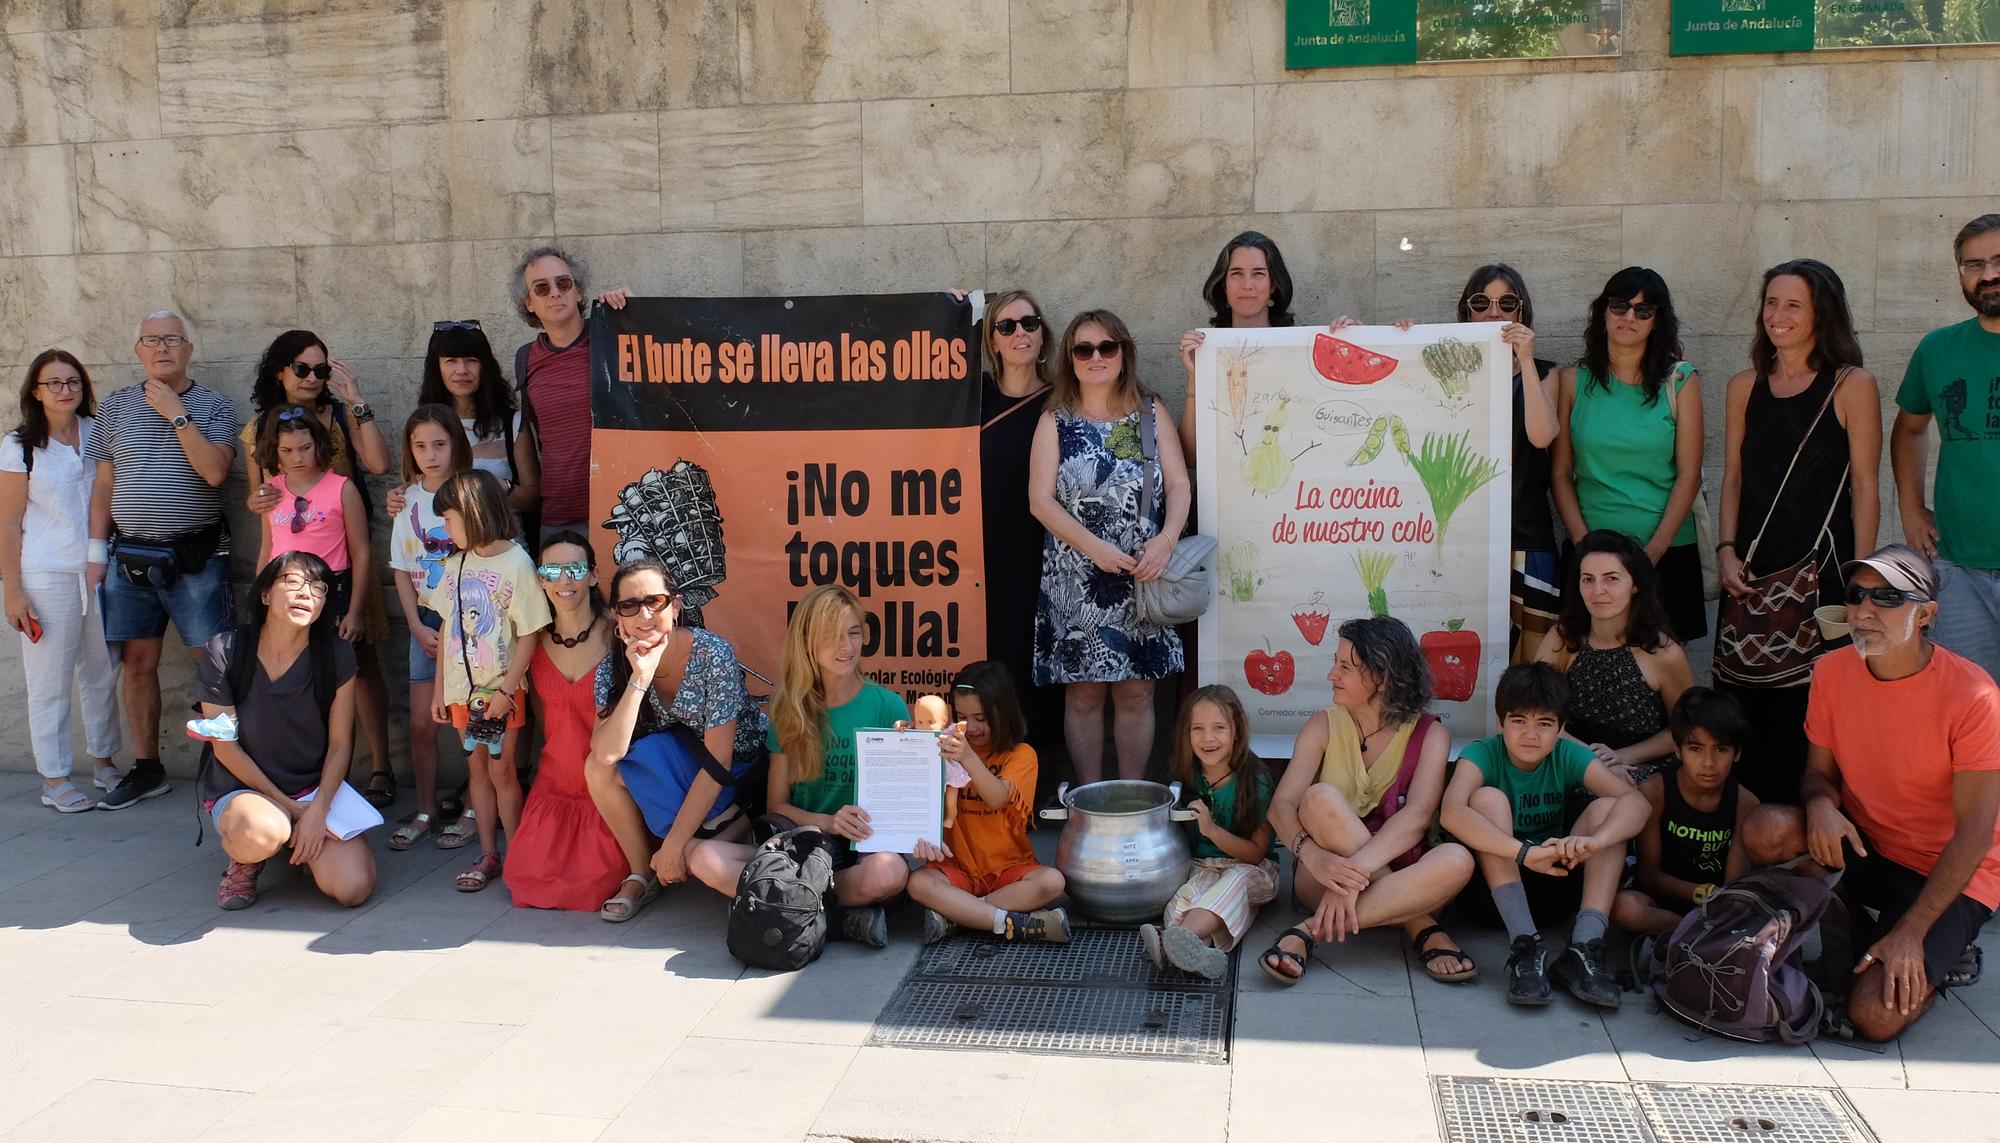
[1312,334,1398,386]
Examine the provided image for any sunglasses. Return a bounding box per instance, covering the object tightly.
[276,572,329,598]
[1606,299,1660,321]
[529,276,577,299]
[277,406,311,423]
[536,561,590,583]
[1069,340,1122,360]
[993,315,1043,336]
[612,592,677,617]
[1467,293,1521,315]
[287,361,333,381]
[1844,583,1931,609]
[289,495,312,534]
[432,319,482,332]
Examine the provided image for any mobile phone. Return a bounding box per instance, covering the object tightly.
[24,616,41,643]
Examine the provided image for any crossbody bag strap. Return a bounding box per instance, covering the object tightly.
[980,388,1045,432]
[1743,366,1849,567]
[1136,396,1159,526]
[457,551,476,702]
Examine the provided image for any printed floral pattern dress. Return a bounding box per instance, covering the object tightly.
[1034,405,1184,684]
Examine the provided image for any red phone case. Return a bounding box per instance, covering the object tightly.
[25,616,43,643]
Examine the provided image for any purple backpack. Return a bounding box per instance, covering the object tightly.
[1650,867,1832,1044]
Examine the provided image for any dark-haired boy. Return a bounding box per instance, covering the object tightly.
[1441,662,1651,1007]
[1613,687,1761,936]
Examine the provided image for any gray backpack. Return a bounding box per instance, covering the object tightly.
[1650,867,1832,1044]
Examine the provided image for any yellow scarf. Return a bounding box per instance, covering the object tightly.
[1315,706,1419,818]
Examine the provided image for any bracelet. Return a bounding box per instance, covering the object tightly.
[1291,829,1311,855]
[627,678,650,694]
[350,402,375,424]
[87,539,109,564]
[1714,539,1738,553]
[1516,840,1534,866]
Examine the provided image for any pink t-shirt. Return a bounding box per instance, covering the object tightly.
[269,471,352,571]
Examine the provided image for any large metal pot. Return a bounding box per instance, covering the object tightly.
[1040,779,1196,924]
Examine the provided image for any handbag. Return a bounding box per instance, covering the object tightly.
[1663,363,1720,601]
[1714,369,1851,688]
[1132,397,1218,627]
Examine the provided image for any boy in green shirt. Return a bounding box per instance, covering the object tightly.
[1440,663,1650,1009]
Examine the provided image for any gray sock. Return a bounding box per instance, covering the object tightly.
[1571,908,1609,946]
[1491,881,1537,943]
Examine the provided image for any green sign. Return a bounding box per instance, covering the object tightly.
[1672,0,2000,53]
[1286,0,1623,69]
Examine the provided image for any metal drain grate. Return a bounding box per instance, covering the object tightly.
[869,926,1235,1063]
[1634,1084,1878,1143]
[1434,1076,1651,1143]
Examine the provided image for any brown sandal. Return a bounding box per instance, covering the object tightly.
[455,853,501,892]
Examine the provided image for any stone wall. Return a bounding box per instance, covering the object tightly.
[2,0,1995,774]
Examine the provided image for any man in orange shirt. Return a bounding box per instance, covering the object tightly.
[1746,544,2000,1041]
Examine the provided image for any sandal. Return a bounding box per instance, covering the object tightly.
[435,811,477,850]
[598,873,660,923]
[455,853,501,892]
[1413,923,1479,984]
[40,781,95,814]
[1259,926,1315,986]
[362,769,397,809]
[1945,944,1982,989]
[388,813,435,851]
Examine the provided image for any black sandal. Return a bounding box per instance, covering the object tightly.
[1945,944,1983,989]
[362,769,397,809]
[1260,926,1315,986]
[1413,923,1478,983]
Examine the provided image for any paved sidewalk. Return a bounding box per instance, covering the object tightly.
[0,784,1995,1143]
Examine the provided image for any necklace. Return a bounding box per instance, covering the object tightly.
[548,614,599,648]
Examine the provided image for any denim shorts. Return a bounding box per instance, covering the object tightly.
[102,553,233,646]
[407,606,443,684]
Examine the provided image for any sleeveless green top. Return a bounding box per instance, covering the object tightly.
[1568,362,1698,548]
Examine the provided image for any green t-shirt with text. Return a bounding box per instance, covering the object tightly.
[769,681,910,818]
[1897,318,2000,569]
[1456,735,1595,844]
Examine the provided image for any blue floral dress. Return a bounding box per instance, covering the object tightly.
[1034,405,1184,684]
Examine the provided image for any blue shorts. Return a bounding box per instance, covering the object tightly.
[407,606,443,684]
[102,554,233,646]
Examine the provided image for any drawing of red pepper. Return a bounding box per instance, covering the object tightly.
[1422,619,1479,703]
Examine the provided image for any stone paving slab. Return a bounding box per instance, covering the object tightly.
[0,784,1993,1143]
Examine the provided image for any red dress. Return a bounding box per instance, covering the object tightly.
[503,646,628,910]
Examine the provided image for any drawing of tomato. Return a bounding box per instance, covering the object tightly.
[1244,645,1295,696]
[1312,335,1398,386]
[1421,619,1479,703]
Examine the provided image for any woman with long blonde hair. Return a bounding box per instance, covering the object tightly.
[688,585,911,947]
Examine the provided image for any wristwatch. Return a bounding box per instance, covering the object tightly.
[349,402,375,424]
[170,413,192,430]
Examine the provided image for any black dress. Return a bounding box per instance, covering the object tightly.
[979,377,1058,754]
[1717,365,1854,805]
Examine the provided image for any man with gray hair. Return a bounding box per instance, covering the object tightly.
[85,310,242,809]
[510,246,626,540]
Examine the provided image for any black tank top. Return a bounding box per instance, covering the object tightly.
[1736,366,1853,603]
[1658,774,1739,886]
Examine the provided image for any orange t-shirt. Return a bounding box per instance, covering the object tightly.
[1804,645,2000,909]
[942,743,1039,885]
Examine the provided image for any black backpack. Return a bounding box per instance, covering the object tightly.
[726,827,836,972]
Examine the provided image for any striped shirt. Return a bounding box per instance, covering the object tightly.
[521,330,592,525]
[83,379,242,547]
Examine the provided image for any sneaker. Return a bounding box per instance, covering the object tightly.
[839,905,889,949]
[922,908,958,945]
[217,860,262,910]
[1003,907,1072,944]
[185,711,238,742]
[1506,933,1553,1007]
[97,766,170,811]
[1553,938,1622,1009]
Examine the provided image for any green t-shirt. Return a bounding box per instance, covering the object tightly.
[768,681,909,818]
[1896,318,2000,569]
[1456,735,1596,844]
[1184,766,1277,860]
[1568,363,1699,548]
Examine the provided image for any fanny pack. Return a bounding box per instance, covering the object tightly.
[113,522,225,590]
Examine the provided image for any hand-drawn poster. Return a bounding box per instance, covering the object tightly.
[589,294,985,701]
[1195,324,1511,743]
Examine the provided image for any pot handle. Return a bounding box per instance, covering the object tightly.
[1039,780,1071,822]
[1167,779,1198,822]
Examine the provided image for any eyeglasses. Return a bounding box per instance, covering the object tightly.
[1606,299,1659,321]
[276,573,329,598]
[1844,583,1931,609]
[1069,340,1121,360]
[287,361,333,381]
[528,276,577,299]
[138,335,189,348]
[1959,256,2000,278]
[36,377,83,393]
[289,495,312,534]
[612,592,677,617]
[993,315,1043,336]
[1467,293,1521,315]
[432,319,482,332]
[537,561,590,583]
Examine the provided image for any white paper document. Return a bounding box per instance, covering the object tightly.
[853,728,943,854]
